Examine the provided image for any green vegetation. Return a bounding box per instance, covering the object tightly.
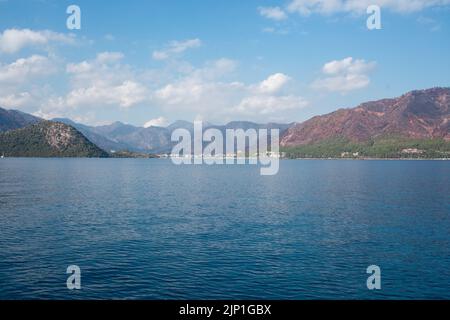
[0,121,109,158]
[282,136,450,159]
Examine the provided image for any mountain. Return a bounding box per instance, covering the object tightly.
[93,121,140,138]
[0,107,41,132]
[0,121,109,157]
[116,126,172,153]
[52,120,172,153]
[165,120,292,153]
[52,119,292,154]
[281,88,450,147]
[91,122,171,153]
[54,118,130,152]
[166,120,194,132]
[198,121,292,153]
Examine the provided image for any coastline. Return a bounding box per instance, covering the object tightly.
[1,156,449,161]
[283,156,450,160]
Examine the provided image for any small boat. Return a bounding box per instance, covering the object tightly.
[1,153,4,159]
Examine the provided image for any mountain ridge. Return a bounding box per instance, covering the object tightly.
[0,107,41,132]
[281,87,450,147]
[55,118,292,154]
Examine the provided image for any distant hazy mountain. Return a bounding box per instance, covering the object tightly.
[282,87,450,147]
[196,122,292,153]
[0,107,41,132]
[0,121,109,157]
[166,120,194,132]
[90,122,171,153]
[53,118,130,153]
[52,119,292,154]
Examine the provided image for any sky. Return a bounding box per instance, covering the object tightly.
[0,0,449,127]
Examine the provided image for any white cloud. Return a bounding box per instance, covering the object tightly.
[0,92,33,109]
[143,117,169,128]
[258,6,288,20]
[0,28,75,54]
[230,73,306,117]
[66,52,125,74]
[32,109,64,120]
[52,52,148,110]
[152,38,202,60]
[322,57,375,75]
[287,0,450,15]
[96,51,124,64]
[32,109,98,125]
[262,27,290,35]
[155,77,241,108]
[65,80,147,109]
[258,73,290,94]
[232,95,308,116]
[154,58,240,108]
[194,58,238,80]
[23,51,155,121]
[0,55,56,84]
[312,57,376,92]
[154,66,307,122]
[66,60,92,74]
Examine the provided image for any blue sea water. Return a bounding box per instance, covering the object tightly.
[0,158,449,300]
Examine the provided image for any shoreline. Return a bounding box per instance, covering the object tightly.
[286,158,450,161]
[1,156,449,161]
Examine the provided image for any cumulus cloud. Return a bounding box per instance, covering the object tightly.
[32,109,65,120]
[65,80,147,109]
[258,73,291,94]
[258,6,288,20]
[232,95,308,116]
[52,52,149,110]
[0,55,57,84]
[96,51,125,64]
[154,58,240,109]
[312,57,376,92]
[0,55,59,111]
[154,63,307,122]
[0,28,75,54]
[152,38,202,60]
[0,92,33,109]
[230,74,306,117]
[154,76,241,109]
[143,117,169,128]
[287,0,450,16]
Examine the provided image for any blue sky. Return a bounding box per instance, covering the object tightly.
[0,0,449,126]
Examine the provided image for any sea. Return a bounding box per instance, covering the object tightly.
[0,158,449,299]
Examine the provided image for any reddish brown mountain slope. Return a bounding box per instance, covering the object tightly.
[281,88,450,147]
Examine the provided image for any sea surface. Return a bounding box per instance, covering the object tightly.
[0,158,449,299]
